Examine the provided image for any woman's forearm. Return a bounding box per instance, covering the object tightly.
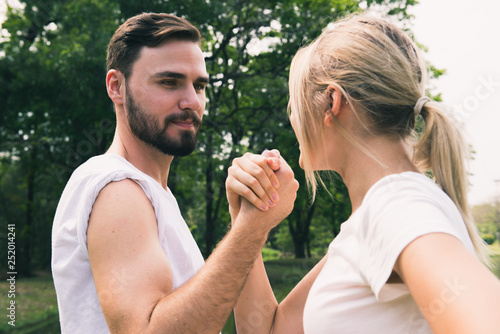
[234,253,278,333]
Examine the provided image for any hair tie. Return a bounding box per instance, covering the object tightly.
[414,96,431,116]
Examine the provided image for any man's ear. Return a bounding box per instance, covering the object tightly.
[106,69,125,106]
[324,84,343,127]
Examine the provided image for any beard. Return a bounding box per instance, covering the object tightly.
[125,83,202,157]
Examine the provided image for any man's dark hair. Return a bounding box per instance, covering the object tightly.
[106,13,201,78]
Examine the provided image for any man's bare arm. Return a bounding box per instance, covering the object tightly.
[88,165,297,333]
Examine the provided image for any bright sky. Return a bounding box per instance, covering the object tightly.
[1,0,499,205]
[409,0,500,205]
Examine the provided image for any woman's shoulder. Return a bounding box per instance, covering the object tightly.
[364,172,452,208]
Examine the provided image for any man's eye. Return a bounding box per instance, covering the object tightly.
[194,84,206,91]
[161,80,176,86]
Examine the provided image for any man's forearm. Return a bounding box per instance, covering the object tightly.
[146,217,269,333]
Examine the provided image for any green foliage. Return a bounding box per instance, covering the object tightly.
[482,233,497,245]
[478,221,499,236]
[264,257,322,301]
[261,247,282,262]
[0,0,118,274]
[0,0,421,272]
[474,202,500,250]
[473,202,500,226]
[489,241,500,278]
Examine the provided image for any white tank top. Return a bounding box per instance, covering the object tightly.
[51,154,205,333]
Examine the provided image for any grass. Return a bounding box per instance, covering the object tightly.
[263,258,320,301]
[0,273,59,334]
[2,247,499,334]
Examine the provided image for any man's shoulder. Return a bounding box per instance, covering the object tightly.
[91,178,154,222]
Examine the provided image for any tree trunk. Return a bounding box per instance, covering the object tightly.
[20,148,36,276]
[293,236,306,258]
[289,201,316,259]
[204,134,215,258]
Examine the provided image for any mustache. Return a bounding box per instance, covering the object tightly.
[164,111,202,129]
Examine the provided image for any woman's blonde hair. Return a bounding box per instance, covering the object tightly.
[288,15,490,263]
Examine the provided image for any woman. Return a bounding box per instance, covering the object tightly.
[226,15,500,333]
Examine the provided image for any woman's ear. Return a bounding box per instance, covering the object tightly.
[324,84,343,126]
[106,69,125,106]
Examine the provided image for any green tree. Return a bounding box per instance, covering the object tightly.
[0,0,423,273]
[473,202,500,240]
[0,0,118,275]
[167,0,420,257]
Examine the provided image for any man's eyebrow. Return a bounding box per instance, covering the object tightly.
[196,76,210,84]
[154,71,209,83]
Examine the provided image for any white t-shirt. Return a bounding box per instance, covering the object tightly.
[303,172,475,334]
[51,154,205,333]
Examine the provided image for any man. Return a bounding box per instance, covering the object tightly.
[51,12,298,333]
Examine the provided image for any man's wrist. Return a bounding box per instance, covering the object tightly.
[231,215,269,243]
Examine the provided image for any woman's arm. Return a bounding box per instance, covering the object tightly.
[227,151,327,333]
[270,256,327,333]
[234,252,327,334]
[395,232,500,334]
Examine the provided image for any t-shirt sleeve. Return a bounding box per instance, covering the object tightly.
[358,179,466,302]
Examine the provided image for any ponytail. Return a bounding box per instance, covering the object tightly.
[415,103,490,265]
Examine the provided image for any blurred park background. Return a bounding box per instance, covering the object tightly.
[0,0,499,332]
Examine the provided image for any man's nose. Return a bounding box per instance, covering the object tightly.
[179,86,202,111]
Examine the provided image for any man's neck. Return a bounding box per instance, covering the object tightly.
[107,130,173,190]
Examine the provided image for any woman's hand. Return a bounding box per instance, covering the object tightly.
[226,149,283,222]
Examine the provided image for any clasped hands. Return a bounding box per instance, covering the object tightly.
[226,150,299,230]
